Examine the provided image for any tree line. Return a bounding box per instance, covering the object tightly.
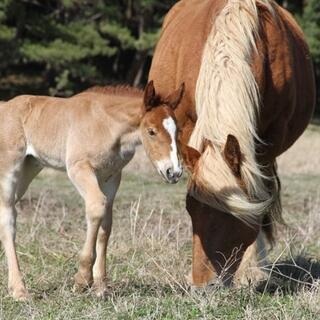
[0,0,319,113]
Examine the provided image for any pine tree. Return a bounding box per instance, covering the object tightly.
[100,0,175,86]
[0,0,175,98]
[303,0,320,63]
[0,0,319,108]
[302,0,320,113]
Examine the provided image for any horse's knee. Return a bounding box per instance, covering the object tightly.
[97,225,110,244]
[79,251,96,269]
[85,194,107,220]
[0,205,16,240]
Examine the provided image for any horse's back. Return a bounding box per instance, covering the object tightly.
[150,0,316,159]
[4,93,107,128]
[0,94,104,169]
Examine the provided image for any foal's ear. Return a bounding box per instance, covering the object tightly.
[144,80,159,111]
[223,134,242,176]
[180,143,201,172]
[165,83,185,110]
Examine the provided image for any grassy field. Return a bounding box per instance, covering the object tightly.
[0,125,319,319]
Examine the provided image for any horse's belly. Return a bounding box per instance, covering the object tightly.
[26,143,66,170]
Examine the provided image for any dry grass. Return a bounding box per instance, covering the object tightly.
[278,124,320,175]
[0,125,319,319]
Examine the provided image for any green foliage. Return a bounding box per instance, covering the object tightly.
[303,0,320,63]
[0,0,175,97]
[302,0,320,113]
[0,0,318,113]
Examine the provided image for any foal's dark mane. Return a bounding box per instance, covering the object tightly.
[83,85,143,98]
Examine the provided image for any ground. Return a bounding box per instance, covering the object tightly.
[0,125,319,319]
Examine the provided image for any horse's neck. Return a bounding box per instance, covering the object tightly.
[107,95,143,126]
[115,98,143,151]
[120,128,142,152]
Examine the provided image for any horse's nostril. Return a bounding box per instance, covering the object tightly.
[166,167,173,178]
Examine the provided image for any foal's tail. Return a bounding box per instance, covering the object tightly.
[261,162,283,244]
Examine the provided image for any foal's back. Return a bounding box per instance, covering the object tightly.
[1,91,142,171]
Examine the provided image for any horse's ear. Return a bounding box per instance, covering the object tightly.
[144,80,159,111]
[180,143,201,172]
[202,138,213,152]
[223,134,242,176]
[165,82,185,110]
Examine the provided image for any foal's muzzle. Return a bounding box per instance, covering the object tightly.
[164,166,183,184]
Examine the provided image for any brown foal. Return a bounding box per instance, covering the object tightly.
[0,81,184,299]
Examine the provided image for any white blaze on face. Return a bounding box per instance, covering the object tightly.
[162,116,181,173]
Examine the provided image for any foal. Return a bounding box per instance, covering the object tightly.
[0,81,184,300]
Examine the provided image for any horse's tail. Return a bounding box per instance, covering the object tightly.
[189,0,275,226]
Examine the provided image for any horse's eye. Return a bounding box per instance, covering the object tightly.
[147,128,156,136]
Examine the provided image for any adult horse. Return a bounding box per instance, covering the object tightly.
[149,0,316,286]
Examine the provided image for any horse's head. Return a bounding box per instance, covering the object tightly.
[180,135,242,178]
[140,81,184,184]
[181,135,274,226]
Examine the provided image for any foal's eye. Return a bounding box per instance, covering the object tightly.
[147,128,156,136]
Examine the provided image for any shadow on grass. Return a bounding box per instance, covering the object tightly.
[311,116,320,126]
[256,255,320,294]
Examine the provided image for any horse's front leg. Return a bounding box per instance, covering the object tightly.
[67,161,106,291]
[186,194,259,287]
[92,173,121,297]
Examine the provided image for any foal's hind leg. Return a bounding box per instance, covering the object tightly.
[93,173,121,297]
[0,166,28,300]
[15,156,43,202]
[67,161,107,291]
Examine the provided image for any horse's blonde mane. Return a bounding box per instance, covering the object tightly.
[189,0,275,225]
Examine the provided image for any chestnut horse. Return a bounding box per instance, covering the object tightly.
[149,0,316,286]
[0,81,184,300]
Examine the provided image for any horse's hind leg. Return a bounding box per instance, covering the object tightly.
[15,156,43,202]
[93,172,121,297]
[0,166,28,300]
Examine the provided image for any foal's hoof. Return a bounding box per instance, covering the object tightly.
[73,272,93,292]
[10,287,30,301]
[93,279,109,298]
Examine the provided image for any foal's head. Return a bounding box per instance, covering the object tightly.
[140,81,184,184]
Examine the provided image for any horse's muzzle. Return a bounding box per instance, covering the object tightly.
[165,167,183,184]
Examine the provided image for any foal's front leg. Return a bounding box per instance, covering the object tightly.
[93,173,121,297]
[67,161,106,291]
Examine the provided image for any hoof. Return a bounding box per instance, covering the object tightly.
[93,279,109,298]
[10,287,30,301]
[74,271,93,292]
